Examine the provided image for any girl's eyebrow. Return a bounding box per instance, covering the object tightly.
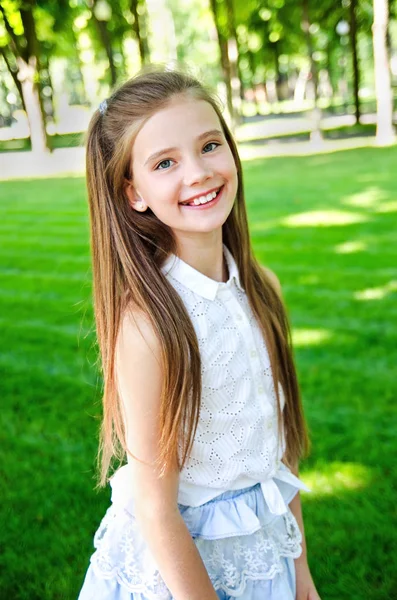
[144,128,223,166]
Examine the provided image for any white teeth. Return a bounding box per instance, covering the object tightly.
[183,188,220,206]
[199,190,218,204]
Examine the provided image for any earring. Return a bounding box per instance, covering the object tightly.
[136,199,146,211]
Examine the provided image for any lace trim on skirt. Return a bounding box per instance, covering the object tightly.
[88,477,304,599]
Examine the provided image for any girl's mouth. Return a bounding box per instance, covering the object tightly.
[179,185,224,210]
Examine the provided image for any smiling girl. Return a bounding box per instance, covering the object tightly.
[78,66,321,600]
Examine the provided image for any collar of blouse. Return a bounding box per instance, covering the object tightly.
[161,244,244,301]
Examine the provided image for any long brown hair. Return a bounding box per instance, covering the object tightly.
[85,64,310,487]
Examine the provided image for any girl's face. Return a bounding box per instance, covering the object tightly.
[127,96,238,245]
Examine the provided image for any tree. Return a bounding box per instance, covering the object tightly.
[130,0,150,65]
[209,0,235,127]
[0,0,49,153]
[92,0,117,86]
[349,0,361,122]
[224,0,242,122]
[372,0,395,145]
[302,0,322,142]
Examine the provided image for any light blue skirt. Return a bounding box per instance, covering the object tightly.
[78,477,303,600]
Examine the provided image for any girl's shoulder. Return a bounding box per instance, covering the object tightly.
[118,304,160,357]
[260,265,282,298]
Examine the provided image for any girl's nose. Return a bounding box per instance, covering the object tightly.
[183,156,213,186]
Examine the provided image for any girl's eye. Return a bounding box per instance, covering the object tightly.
[203,142,220,153]
[155,159,174,171]
[154,142,220,170]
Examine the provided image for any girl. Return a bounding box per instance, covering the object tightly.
[78,65,321,600]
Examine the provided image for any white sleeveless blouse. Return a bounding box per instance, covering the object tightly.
[159,244,310,512]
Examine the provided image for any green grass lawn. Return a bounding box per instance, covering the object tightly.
[1,146,396,599]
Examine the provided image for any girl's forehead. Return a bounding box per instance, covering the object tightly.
[134,98,222,151]
[156,95,218,123]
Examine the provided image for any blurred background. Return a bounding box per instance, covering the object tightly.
[0,0,396,599]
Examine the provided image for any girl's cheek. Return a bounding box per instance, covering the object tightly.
[226,159,238,181]
[216,155,236,175]
[224,151,238,172]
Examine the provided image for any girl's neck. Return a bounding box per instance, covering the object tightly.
[177,237,227,283]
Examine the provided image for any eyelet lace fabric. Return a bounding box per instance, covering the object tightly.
[88,477,303,600]
[160,246,289,508]
[195,511,302,597]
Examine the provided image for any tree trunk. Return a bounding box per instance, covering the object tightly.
[224,0,242,124]
[140,0,151,60]
[385,0,393,56]
[273,41,280,102]
[0,47,27,112]
[130,0,150,65]
[273,40,289,101]
[209,0,235,129]
[95,19,117,85]
[302,0,322,142]
[325,44,335,102]
[74,50,88,104]
[372,0,395,145]
[41,52,55,119]
[247,51,260,115]
[293,65,309,104]
[16,1,49,152]
[92,0,117,86]
[350,0,361,122]
[17,56,49,153]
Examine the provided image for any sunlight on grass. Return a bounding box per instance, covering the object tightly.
[334,240,368,254]
[291,328,333,347]
[354,280,397,301]
[297,274,320,284]
[374,201,397,213]
[341,187,397,215]
[341,186,389,209]
[281,209,369,228]
[302,462,372,497]
[250,219,279,232]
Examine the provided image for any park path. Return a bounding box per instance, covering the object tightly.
[0,136,379,181]
[0,112,388,181]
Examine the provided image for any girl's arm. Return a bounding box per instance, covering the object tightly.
[289,462,321,600]
[289,463,308,563]
[115,310,218,600]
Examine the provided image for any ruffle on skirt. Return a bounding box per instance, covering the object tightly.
[83,465,309,600]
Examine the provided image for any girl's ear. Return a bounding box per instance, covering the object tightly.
[124,179,147,212]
